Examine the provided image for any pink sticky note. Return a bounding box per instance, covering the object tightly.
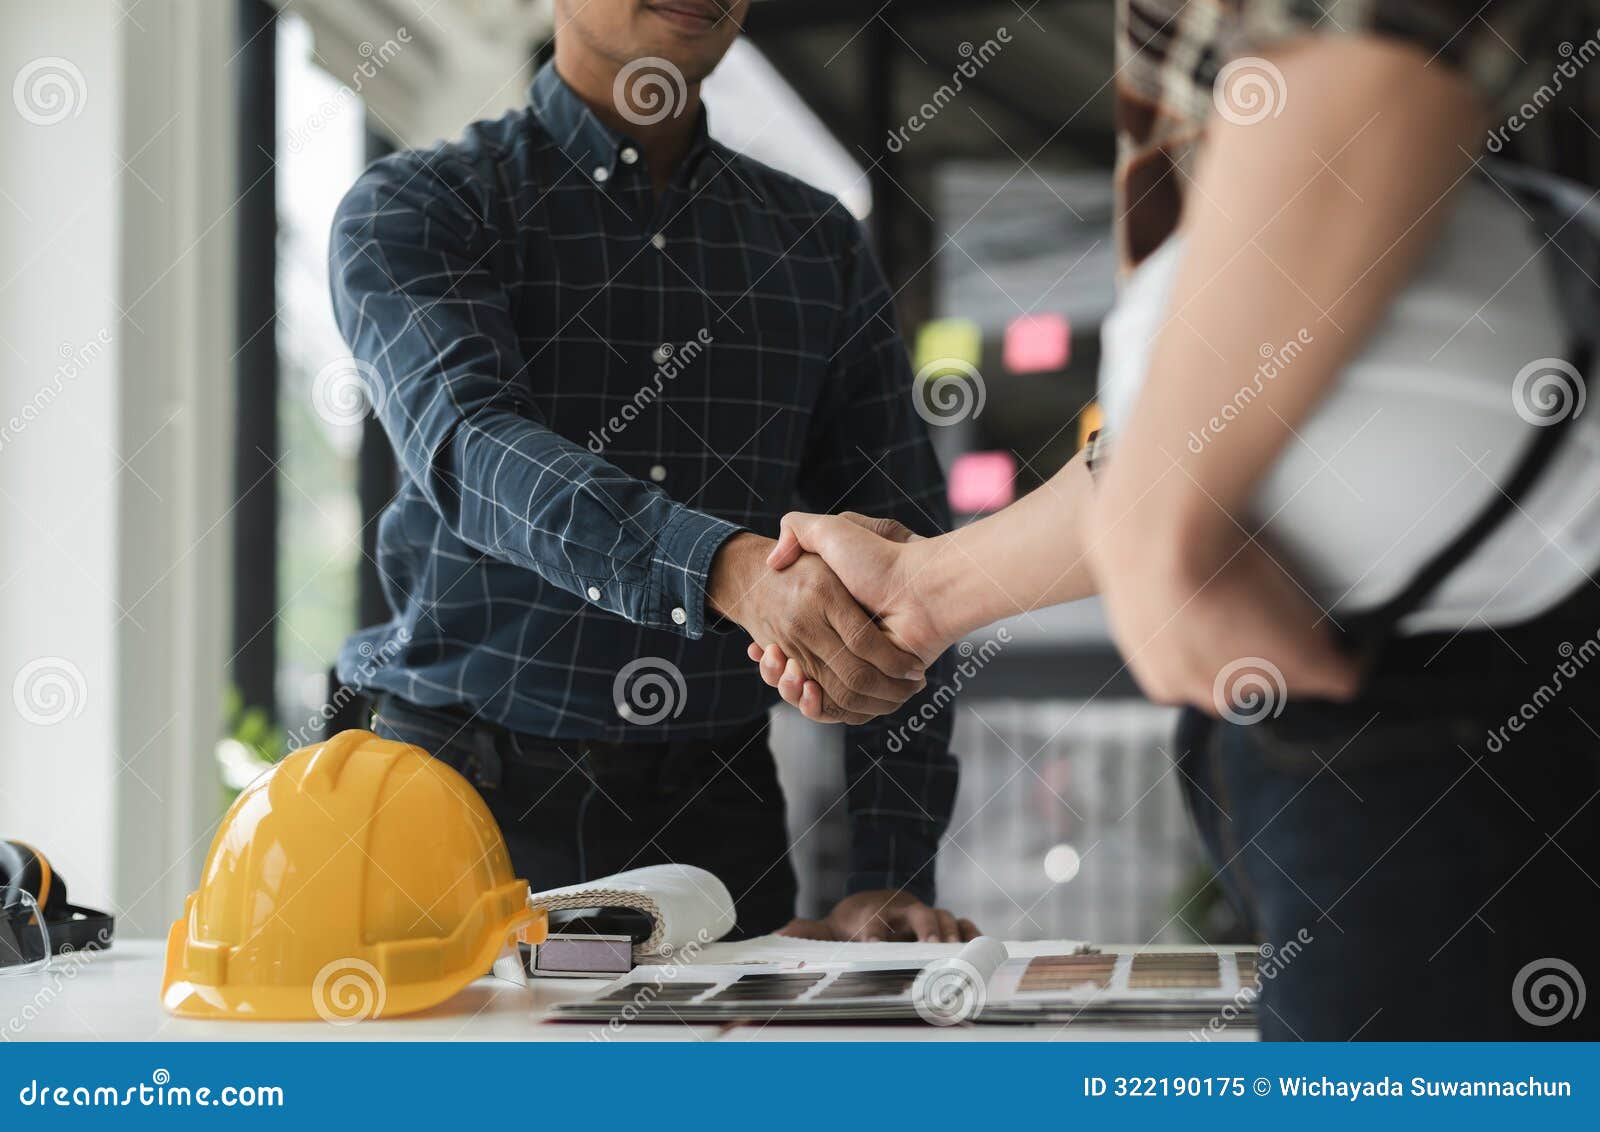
[1004,313,1071,374]
[948,450,1016,513]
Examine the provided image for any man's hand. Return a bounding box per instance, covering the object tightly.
[746,513,956,722]
[709,532,926,725]
[778,889,980,943]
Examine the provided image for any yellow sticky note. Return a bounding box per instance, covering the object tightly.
[914,318,981,373]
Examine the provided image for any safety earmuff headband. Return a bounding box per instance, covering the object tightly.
[0,840,114,956]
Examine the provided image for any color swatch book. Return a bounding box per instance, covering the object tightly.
[548,937,1258,1028]
[526,864,736,959]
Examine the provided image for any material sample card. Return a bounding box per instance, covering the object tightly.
[551,940,1258,1028]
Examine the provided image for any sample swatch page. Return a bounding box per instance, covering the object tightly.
[550,939,1257,1027]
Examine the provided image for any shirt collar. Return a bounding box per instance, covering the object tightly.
[529,63,718,188]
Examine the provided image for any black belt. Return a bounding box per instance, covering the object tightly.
[371,694,752,789]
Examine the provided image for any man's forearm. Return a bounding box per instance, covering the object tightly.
[331,157,740,639]
[433,404,740,635]
[705,531,776,621]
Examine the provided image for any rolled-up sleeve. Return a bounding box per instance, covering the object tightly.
[329,152,740,638]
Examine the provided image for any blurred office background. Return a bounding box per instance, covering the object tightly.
[0,0,1222,945]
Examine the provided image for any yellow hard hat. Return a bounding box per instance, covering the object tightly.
[162,730,545,1021]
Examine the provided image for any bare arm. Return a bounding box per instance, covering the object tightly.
[907,451,1099,644]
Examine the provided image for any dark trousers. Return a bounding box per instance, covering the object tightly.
[371,696,798,938]
[1178,636,1600,1040]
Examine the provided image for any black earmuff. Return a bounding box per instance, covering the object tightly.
[0,840,114,955]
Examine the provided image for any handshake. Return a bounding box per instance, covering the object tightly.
[706,514,955,725]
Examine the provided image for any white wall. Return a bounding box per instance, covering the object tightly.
[0,0,233,935]
[0,0,123,914]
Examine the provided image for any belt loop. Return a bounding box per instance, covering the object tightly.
[465,729,504,790]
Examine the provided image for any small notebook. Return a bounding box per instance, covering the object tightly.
[525,864,736,959]
[549,938,1259,1027]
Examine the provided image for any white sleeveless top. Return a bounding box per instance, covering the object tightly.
[1097,170,1600,634]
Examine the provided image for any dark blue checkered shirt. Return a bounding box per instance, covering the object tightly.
[329,65,956,899]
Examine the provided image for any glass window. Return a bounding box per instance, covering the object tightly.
[272,13,367,743]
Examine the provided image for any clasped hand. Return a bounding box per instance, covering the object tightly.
[709,528,936,725]
[732,501,1362,723]
[711,517,951,724]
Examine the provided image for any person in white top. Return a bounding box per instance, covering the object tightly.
[749,11,1600,1041]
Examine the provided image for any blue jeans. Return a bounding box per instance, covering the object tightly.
[1178,687,1600,1040]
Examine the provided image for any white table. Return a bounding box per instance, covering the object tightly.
[0,940,1252,1042]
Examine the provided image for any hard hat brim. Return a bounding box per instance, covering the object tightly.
[161,892,545,1022]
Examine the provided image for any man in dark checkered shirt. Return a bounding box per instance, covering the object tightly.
[330,0,977,941]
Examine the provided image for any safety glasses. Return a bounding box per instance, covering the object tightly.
[0,889,50,975]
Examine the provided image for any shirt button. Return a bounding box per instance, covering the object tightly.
[671,607,687,626]
[620,146,639,164]
[592,166,609,183]
[652,343,672,365]
[649,464,667,482]
[586,585,601,601]
[650,233,667,250]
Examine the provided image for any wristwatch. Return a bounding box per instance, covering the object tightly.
[1083,429,1110,482]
